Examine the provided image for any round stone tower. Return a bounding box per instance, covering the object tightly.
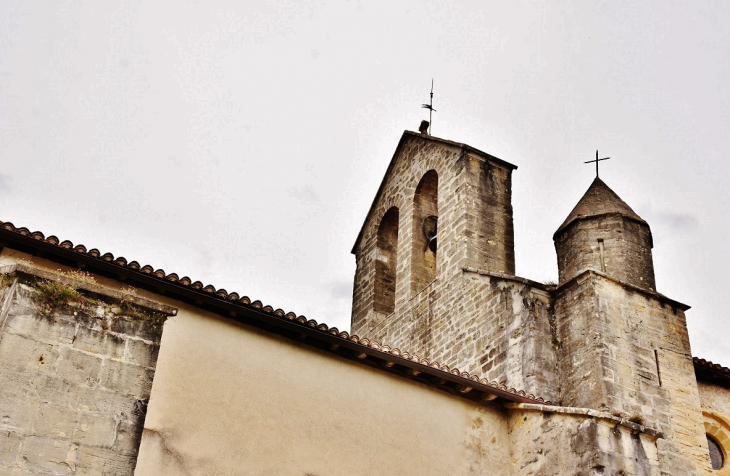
[553,177,656,291]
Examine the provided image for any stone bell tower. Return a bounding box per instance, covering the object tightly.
[350,130,560,402]
[350,130,517,333]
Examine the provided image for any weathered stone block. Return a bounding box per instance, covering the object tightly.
[73,327,125,359]
[0,394,38,433]
[73,413,117,447]
[0,430,22,466]
[100,359,154,397]
[0,332,54,376]
[4,312,76,345]
[112,419,144,456]
[125,338,159,368]
[55,348,102,388]
[75,445,137,476]
[32,404,79,440]
[110,317,161,343]
[20,436,77,474]
[73,387,139,418]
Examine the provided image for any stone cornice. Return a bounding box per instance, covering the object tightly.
[505,403,664,439]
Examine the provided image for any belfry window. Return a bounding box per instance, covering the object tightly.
[411,170,438,294]
[374,207,399,314]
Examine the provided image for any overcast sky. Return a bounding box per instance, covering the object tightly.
[2,1,728,365]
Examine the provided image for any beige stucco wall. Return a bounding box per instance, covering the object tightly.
[134,305,514,476]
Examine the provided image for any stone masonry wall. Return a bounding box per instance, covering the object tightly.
[351,133,516,337]
[368,269,559,403]
[697,381,730,420]
[555,214,656,292]
[507,404,662,476]
[0,266,173,475]
[554,271,711,474]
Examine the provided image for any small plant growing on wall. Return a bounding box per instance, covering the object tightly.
[628,415,644,426]
[33,279,87,313]
[113,285,167,329]
[28,268,167,329]
[30,268,100,313]
[0,272,14,288]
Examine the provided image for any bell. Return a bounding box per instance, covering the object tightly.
[422,215,438,253]
[428,235,438,253]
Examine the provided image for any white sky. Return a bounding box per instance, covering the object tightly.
[1,1,728,365]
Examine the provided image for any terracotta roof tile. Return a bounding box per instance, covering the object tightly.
[694,357,730,387]
[0,218,551,405]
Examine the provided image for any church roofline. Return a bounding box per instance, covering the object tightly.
[0,219,549,406]
[464,265,689,313]
[554,177,648,239]
[351,130,517,254]
[554,268,690,311]
[462,267,553,291]
[552,211,654,242]
[694,357,730,388]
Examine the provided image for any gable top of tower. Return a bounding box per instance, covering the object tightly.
[554,177,648,239]
[351,130,517,254]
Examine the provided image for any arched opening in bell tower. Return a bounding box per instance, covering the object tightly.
[374,207,399,314]
[411,170,438,294]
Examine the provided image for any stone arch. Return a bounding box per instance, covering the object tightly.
[374,207,399,314]
[704,411,730,474]
[411,170,438,294]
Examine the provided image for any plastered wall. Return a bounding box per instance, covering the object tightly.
[133,306,514,476]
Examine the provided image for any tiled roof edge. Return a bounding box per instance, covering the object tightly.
[0,220,550,405]
[694,357,730,387]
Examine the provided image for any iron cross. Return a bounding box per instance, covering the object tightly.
[584,150,611,177]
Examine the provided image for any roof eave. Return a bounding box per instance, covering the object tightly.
[0,223,548,406]
[553,212,651,241]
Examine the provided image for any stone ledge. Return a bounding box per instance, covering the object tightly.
[0,263,177,316]
[505,402,664,438]
[461,267,551,291]
[555,269,690,311]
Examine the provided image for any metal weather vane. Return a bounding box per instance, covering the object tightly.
[421,79,436,135]
[584,150,611,177]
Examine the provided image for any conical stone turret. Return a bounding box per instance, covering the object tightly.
[553,177,656,291]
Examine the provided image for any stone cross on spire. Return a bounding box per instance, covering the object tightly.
[584,150,611,177]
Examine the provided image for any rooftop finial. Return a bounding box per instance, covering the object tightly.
[421,79,436,135]
[584,150,611,177]
[419,120,430,135]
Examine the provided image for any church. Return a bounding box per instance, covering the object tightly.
[0,127,727,475]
